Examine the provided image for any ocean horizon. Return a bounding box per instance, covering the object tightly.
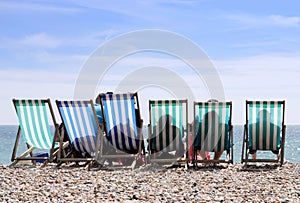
[1,125,299,165]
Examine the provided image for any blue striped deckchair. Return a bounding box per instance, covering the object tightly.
[11,99,61,167]
[242,101,286,166]
[56,100,102,165]
[193,101,233,165]
[97,92,144,169]
[148,99,188,166]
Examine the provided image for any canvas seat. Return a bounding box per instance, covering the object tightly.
[148,99,188,167]
[192,101,233,166]
[10,99,65,167]
[241,100,286,166]
[55,100,102,167]
[96,92,144,169]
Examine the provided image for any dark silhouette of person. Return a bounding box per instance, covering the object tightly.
[249,109,281,159]
[194,110,230,160]
[149,114,184,159]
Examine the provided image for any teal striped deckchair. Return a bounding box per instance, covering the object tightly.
[193,101,233,165]
[11,99,61,167]
[242,101,286,166]
[97,92,144,169]
[56,100,102,166]
[148,99,188,166]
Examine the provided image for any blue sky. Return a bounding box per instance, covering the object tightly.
[1,0,300,125]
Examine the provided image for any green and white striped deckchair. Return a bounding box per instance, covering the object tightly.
[241,101,286,166]
[11,99,61,167]
[193,101,233,165]
[148,99,188,166]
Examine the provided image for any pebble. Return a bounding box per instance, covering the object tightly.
[0,162,299,202]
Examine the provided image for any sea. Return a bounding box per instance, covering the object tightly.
[0,125,299,165]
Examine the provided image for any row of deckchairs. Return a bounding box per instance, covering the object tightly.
[10,93,286,168]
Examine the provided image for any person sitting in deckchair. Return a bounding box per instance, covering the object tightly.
[195,110,230,161]
[249,109,281,159]
[149,114,184,159]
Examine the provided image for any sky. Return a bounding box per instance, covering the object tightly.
[0,0,300,125]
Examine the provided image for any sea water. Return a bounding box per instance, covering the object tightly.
[0,125,299,164]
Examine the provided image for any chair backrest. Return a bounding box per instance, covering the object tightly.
[99,93,141,152]
[193,102,232,152]
[246,101,285,151]
[56,100,100,153]
[13,99,56,150]
[149,100,187,152]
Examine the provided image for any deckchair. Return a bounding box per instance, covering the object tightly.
[241,100,286,166]
[96,92,144,169]
[148,99,188,167]
[55,100,102,166]
[192,101,233,166]
[10,99,64,167]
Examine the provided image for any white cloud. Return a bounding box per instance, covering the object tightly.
[64,0,200,23]
[216,53,300,74]
[0,69,77,86]
[20,33,61,48]
[0,33,89,71]
[30,50,87,65]
[65,0,154,21]
[0,1,82,14]
[231,41,278,48]
[1,29,121,52]
[227,14,300,28]
[63,29,121,48]
[269,15,300,26]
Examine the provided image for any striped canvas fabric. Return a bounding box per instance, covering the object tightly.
[247,101,283,151]
[194,102,231,152]
[14,100,54,149]
[101,93,140,152]
[56,101,99,154]
[149,100,186,153]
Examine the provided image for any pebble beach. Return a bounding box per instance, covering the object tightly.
[0,162,299,202]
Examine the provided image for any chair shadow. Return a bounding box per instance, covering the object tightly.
[192,164,228,171]
[238,163,280,172]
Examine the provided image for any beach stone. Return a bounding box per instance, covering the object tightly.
[0,162,300,202]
